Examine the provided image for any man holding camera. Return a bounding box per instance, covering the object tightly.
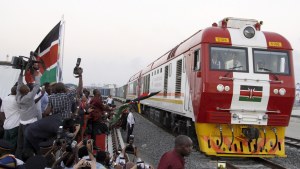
[24,66,83,154]
[15,69,42,158]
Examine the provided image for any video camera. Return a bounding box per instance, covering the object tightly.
[11,51,45,74]
[54,123,78,151]
[73,58,82,78]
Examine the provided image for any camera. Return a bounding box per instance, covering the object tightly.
[73,58,82,77]
[11,51,45,72]
[11,56,26,70]
[57,126,63,139]
[54,126,64,146]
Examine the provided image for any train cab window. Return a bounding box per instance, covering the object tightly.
[253,50,289,74]
[193,49,200,71]
[210,47,248,72]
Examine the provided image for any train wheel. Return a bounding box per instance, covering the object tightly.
[159,111,165,124]
[164,112,172,129]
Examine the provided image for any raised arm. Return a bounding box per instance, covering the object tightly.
[76,68,83,96]
[16,69,24,96]
[25,71,41,99]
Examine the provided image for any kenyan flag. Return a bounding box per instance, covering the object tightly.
[239,85,263,102]
[25,21,63,84]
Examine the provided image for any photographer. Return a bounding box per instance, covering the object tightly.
[24,63,83,155]
[73,139,96,169]
[15,68,42,158]
[125,135,137,157]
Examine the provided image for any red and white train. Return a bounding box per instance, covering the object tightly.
[124,17,295,157]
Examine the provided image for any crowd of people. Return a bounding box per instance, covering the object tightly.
[0,68,193,169]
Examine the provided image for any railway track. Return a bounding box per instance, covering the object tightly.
[111,128,123,153]
[285,136,300,149]
[224,157,287,169]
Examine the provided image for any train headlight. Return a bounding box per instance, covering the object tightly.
[225,86,230,91]
[243,26,255,39]
[232,113,238,119]
[217,84,224,92]
[273,89,279,94]
[279,88,286,96]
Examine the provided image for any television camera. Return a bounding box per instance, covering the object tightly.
[11,51,45,74]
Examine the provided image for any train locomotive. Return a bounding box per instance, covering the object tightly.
[122,17,295,157]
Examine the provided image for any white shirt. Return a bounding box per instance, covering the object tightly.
[106,97,113,104]
[35,92,42,115]
[20,117,37,125]
[0,95,20,129]
[127,112,135,128]
[19,93,40,125]
[225,59,242,70]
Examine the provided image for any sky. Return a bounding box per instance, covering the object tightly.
[0,0,299,87]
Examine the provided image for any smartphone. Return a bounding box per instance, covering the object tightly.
[137,161,145,169]
[71,140,77,148]
[76,58,81,66]
[119,157,126,166]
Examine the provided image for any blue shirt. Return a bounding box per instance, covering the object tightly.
[40,92,49,112]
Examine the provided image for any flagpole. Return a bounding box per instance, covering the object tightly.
[59,16,65,82]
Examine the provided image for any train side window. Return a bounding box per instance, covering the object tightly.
[169,63,172,77]
[175,59,182,98]
[160,68,162,73]
[193,49,201,71]
[183,56,186,73]
[164,65,169,97]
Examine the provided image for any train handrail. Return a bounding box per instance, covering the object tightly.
[219,76,283,84]
[216,107,281,113]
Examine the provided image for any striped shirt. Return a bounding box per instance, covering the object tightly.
[48,89,77,119]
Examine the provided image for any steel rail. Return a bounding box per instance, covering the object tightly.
[226,157,287,169]
[285,136,300,149]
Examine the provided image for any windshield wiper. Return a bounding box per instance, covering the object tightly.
[229,65,243,70]
[222,66,244,77]
[258,67,279,80]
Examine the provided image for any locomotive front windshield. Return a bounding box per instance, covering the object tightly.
[253,50,290,75]
[210,47,248,72]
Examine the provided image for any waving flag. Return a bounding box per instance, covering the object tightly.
[109,91,160,128]
[131,91,160,102]
[25,21,64,84]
